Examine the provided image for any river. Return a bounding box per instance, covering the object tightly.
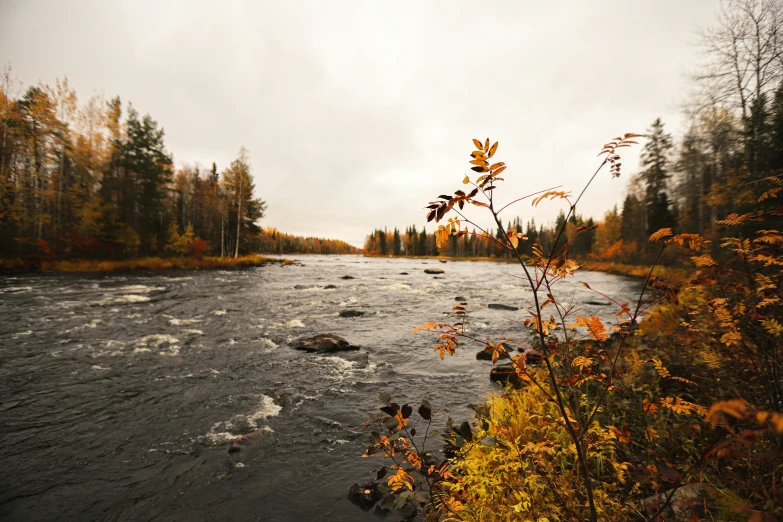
[0,255,642,521]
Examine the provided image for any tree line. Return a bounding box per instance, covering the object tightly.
[0,67,356,261]
[364,213,595,259]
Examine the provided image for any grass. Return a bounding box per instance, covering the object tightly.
[0,255,294,273]
[579,260,690,283]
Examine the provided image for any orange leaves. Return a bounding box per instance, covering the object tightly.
[705,399,750,430]
[488,141,498,158]
[569,315,608,341]
[598,132,642,177]
[691,254,717,268]
[387,468,413,492]
[532,190,570,207]
[609,424,631,443]
[648,228,672,242]
[525,314,558,335]
[755,411,783,434]
[471,138,482,149]
[572,355,594,370]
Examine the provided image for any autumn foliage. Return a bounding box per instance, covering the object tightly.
[357,134,782,521]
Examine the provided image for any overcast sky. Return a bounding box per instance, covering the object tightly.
[0,1,719,247]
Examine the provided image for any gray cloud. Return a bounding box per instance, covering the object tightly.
[0,0,718,246]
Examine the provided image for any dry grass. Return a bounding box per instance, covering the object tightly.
[580,260,690,283]
[0,255,293,273]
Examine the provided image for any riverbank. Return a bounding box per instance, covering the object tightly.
[0,255,294,273]
[363,254,689,282]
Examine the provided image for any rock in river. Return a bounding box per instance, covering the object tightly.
[291,333,359,353]
[348,482,383,511]
[340,275,355,280]
[339,310,365,318]
[487,303,519,311]
[490,363,523,385]
[424,268,444,274]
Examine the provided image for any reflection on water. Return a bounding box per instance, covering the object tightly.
[0,255,641,521]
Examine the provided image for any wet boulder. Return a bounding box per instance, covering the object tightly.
[323,284,338,289]
[455,296,468,301]
[339,310,366,318]
[424,268,444,274]
[490,363,523,385]
[488,303,519,311]
[348,482,383,511]
[340,275,355,280]
[291,333,360,353]
[399,272,409,275]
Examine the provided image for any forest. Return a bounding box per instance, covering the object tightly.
[0,71,358,266]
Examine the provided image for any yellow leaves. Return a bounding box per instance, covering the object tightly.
[649,358,670,379]
[469,158,488,167]
[570,315,608,341]
[472,138,482,149]
[658,397,706,416]
[691,254,717,267]
[549,258,580,279]
[720,331,743,346]
[572,356,594,370]
[525,314,558,335]
[648,228,673,242]
[761,318,783,337]
[387,468,413,492]
[532,190,570,207]
[462,175,469,184]
[507,230,526,249]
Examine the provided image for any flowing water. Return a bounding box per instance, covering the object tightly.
[0,255,642,521]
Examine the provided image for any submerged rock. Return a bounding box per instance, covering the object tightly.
[399,272,409,275]
[348,482,383,511]
[424,268,444,274]
[488,303,519,311]
[585,300,610,306]
[291,333,360,353]
[339,310,366,318]
[455,296,468,301]
[323,284,338,290]
[227,430,265,454]
[340,275,355,280]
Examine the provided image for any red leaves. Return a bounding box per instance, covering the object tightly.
[647,275,681,304]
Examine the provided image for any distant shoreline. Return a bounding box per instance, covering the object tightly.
[0,255,294,274]
[362,254,688,281]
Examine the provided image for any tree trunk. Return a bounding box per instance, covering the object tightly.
[234,178,242,259]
